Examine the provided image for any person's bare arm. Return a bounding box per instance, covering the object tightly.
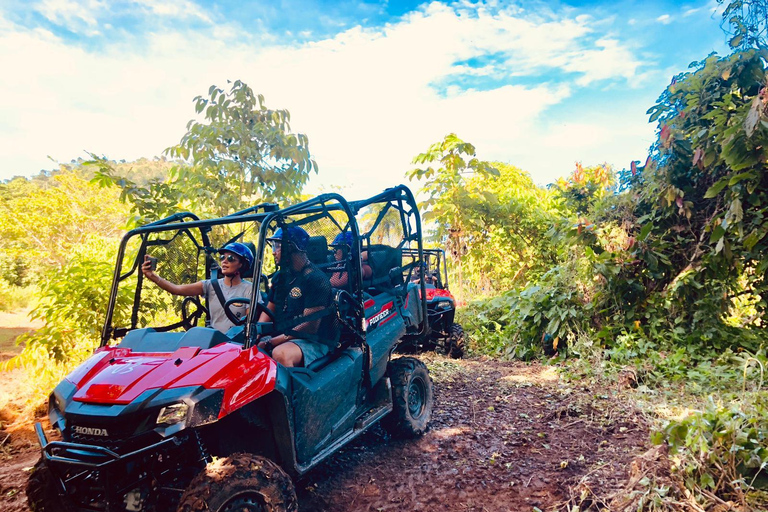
[330,272,348,287]
[141,255,203,296]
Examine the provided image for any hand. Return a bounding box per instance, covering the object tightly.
[141,255,156,281]
[258,337,273,352]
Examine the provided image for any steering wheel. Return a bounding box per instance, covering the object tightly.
[181,296,209,331]
[253,301,276,322]
[252,301,277,339]
[222,297,252,326]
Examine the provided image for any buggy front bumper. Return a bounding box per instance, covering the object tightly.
[35,422,182,469]
[34,422,195,512]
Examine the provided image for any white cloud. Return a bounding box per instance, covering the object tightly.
[133,0,213,23]
[1,2,653,196]
[656,14,673,24]
[33,0,104,33]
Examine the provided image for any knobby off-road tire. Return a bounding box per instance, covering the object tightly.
[176,453,297,512]
[26,458,65,512]
[448,323,465,359]
[383,357,433,438]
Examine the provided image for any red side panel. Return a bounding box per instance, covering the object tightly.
[212,349,278,418]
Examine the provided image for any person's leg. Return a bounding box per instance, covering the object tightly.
[271,342,304,367]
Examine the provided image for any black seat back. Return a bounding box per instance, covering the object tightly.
[306,236,329,266]
[365,244,402,289]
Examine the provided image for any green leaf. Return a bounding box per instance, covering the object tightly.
[704,178,729,199]
[638,222,653,241]
[729,171,756,186]
[744,230,761,252]
[711,225,725,243]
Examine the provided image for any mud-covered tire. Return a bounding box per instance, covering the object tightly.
[26,458,64,512]
[448,323,465,358]
[383,357,433,438]
[176,453,297,512]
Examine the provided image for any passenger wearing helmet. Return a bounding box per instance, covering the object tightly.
[141,242,255,334]
[257,226,335,368]
[330,231,372,288]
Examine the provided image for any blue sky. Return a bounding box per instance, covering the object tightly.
[0,0,729,198]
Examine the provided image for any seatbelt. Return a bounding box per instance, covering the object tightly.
[210,268,243,326]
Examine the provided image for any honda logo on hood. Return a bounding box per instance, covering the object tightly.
[73,426,109,436]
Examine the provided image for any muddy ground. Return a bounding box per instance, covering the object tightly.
[0,355,651,512]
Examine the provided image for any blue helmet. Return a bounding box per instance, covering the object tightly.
[220,242,254,274]
[332,231,354,247]
[268,226,309,252]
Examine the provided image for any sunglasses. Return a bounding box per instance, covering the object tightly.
[219,254,239,263]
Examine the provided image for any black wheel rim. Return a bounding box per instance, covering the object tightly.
[407,375,427,419]
[220,492,267,512]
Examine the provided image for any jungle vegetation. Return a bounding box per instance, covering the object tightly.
[2,2,768,509]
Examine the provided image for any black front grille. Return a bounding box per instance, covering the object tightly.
[68,430,128,453]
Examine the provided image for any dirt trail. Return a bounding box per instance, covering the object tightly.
[0,356,650,512]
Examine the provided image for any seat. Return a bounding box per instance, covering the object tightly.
[364,244,402,292]
[306,236,329,266]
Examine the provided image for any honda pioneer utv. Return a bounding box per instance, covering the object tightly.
[398,248,465,358]
[28,186,433,512]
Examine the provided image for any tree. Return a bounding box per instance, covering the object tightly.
[552,162,615,216]
[95,80,317,222]
[407,135,566,296]
[0,170,128,275]
[719,0,768,50]
[407,134,499,292]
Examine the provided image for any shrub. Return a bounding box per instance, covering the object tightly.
[655,393,768,507]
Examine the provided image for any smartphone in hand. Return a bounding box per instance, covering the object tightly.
[147,256,158,271]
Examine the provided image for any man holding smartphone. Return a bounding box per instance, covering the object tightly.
[141,243,254,333]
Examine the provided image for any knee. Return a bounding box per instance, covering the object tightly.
[272,343,300,367]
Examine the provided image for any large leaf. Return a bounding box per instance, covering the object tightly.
[704,178,729,199]
[638,222,654,242]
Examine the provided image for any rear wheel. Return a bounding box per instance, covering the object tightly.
[26,458,63,512]
[383,357,433,437]
[176,453,297,512]
[448,323,465,358]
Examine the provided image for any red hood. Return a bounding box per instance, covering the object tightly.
[67,344,277,416]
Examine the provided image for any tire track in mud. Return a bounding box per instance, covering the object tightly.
[296,357,649,512]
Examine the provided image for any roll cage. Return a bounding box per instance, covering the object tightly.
[100,186,428,355]
[244,185,429,349]
[100,205,279,346]
[402,247,449,289]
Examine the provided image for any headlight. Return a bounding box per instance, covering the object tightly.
[50,393,63,413]
[156,403,189,427]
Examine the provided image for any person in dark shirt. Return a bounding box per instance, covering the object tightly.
[257,226,335,367]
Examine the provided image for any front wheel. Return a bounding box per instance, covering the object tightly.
[383,357,433,438]
[448,323,465,358]
[176,453,297,512]
[26,458,63,512]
